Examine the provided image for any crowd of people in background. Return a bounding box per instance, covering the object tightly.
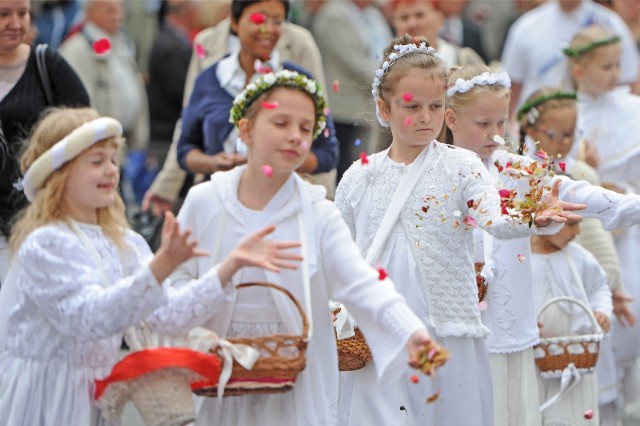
[1,0,640,425]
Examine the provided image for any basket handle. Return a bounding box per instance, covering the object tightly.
[537,296,602,334]
[235,282,309,341]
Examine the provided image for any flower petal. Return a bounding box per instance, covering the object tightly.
[360,151,369,165]
[194,44,205,59]
[92,38,111,55]
[261,101,279,110]
[377,266,387,280]
[261,164,273,178]
[249,13,266,25]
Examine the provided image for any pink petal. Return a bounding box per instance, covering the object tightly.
[377,266,387,280]
[464,215,478,228]
[249,13,266,25]
[559,162,566,172]
[195,44,205,59]
[92,38,111,55]
[261,101,279,110]
[324,128,330,138]
[323,107,330,116]
[478,300,488,311]
[332,80,340,93]
[427,348,437,360]
[261,164,273,178]
[301,141,309,151]
[404,117,413,127]
[583,409,593,420]
[517,254,526,263]
[402,92,413,102]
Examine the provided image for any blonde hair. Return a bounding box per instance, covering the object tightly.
[10,108,128,251]
[517,87,577,154]
[566,25,621,66]
[376,34,448,105]
[440,64,511,143]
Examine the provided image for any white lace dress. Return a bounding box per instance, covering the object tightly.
[0,221,229,426]
[334,142,554,426]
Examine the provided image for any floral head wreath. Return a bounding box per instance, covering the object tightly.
[446,70,511,97]
[563,35,621,58]
[229,70,328,139]
[371,42,444,127]
[517,91,577,125]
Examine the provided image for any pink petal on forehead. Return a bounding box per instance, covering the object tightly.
[195,44,205,59]
[261,101,279,110]
[93,38,111,55]
[249,13,266,24]
[402,92,413,102]
[261,164,273,178]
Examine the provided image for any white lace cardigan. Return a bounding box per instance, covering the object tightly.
[334,141,560,338]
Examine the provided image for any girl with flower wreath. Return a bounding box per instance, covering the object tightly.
[442,64,640,425]
[168,69,435,426]
[0,107,310,425]
[333,35,582,426]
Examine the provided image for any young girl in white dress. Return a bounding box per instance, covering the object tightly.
[531,219,612,425]
[333,35,583,426]
[0,107,305,426]
[567,30,640,420]
[167,69,434,426]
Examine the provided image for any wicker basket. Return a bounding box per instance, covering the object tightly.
[336,326,372,371]
[533,296,603,378]
[129,368,197,426]
[194,282,309,397]
[475,262,488,302]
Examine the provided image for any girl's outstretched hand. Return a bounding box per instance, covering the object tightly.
[534,179,585,227]
[150,211,209,283]
[613,290,637,327]
[217,225,303,286]
[594,311,611,333]
[407,330,450,377]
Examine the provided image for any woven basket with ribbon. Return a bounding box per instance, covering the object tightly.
[194,282,309,397]
[331,302,372,371]
[534,296,602,378]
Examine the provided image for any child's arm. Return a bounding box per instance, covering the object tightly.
[333,165,360,239]
[555,174,640,231]
[574,244,613,331]
[146,225,302,336]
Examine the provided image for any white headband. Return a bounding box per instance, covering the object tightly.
[446,70,511,97]
[22,117,123,201]
[372,42,444,127]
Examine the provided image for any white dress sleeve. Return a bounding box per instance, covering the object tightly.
[333,163,360,239]
[574,245,613,318]
[18,227,167,340]
[317,201,426,382]
[556,174,640,230]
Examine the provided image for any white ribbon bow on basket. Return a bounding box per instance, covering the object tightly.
[539,362,582,412]
[188,327,260,399]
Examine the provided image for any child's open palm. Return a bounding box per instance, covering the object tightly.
[150,211,209,283]
[534,180,585,227]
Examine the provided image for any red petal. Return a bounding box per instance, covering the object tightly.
[332,80,340,93]
[92,38,111,55]
[559,162,566,172]
[360,152,369,165]
[249,13,266,25]
[410,375,419,384]
[377,266,387,280]
[261,101,279,110]
[467,199,474,209]
[498,189,511,199]
[402,92,413,102]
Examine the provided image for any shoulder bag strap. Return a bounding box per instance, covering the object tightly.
[35,44,54,106]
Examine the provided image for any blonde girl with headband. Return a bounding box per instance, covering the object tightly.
[444,65,640,424]
[0,107,308,425]
[166,69,433,425]
[334,35,583,426]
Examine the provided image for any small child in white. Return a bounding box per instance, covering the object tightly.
[531,219,612,425]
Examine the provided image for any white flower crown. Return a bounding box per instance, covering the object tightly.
[446,70,511,97]
[371,42,443,127]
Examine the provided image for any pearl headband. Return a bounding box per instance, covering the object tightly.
[22,117,123,201]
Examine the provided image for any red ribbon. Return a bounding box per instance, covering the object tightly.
[95,348,221,400]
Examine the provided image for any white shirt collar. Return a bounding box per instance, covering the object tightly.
[216,48,282,97]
